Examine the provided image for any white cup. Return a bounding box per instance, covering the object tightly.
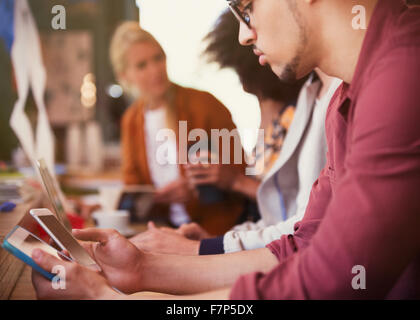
[92,210,133,236]
[98,186,123,211]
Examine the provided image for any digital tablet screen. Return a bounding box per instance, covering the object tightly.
[8,227,66,260]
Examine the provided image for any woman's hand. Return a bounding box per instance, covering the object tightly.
[184,152,241,191]
[153,177,198,204]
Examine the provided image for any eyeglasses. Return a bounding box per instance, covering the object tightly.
[228,0,252,29]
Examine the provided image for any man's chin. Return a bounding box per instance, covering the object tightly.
[270,64,299,83]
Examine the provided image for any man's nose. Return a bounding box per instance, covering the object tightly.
[238,21,256,46]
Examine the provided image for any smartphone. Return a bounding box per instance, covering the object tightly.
[30,208,99,270]
[117,185,155,222]
[36,159,72,231]
[186,143,225,205]
[2,225,72,281]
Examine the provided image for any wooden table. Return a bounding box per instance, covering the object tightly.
[0,194,42,300]
[1,170,157,300]
[3,216,148,300]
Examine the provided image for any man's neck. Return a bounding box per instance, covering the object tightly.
[315,68,335,100]
[317,0,379,84]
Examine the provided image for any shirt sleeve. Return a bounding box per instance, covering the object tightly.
[222,214,303,253]
[229,219,267,232]
[199,236,225,255]
[230,49,420,299]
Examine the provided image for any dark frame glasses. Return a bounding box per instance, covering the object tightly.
[228,0,252,29]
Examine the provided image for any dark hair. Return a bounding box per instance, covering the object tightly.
[203,10,305,104]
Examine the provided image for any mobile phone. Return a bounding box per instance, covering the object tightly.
[30,208,98,270]
[36,159,72,231]
[2,225,72,281]
[186,143,225,205]
[117,185,155,222]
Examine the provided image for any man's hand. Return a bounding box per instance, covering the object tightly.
[129,222,200,255]
[176,223,212,241]
[153,177,198,204]
[31,249,118,300]
[72,228,144,294]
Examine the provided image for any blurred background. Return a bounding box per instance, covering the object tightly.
[0,0,260,177]
[1,0,419,183]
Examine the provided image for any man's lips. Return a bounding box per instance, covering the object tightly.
[253,48,263,56]
[258,55,268,66]
[253,48,268,66]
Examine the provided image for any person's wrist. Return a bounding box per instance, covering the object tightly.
[185,239,200,255]
[132,251,154,293]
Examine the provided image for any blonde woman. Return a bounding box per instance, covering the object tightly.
[110,22,245,235]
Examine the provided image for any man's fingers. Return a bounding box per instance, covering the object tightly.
[59,249,71,261]
[32,249,68,273]
[72,228,112,243]
[160,226,177,234]
[147,221,156,230]
[177,223,190,234]
[31,268,52,300]
[78,240,96,259]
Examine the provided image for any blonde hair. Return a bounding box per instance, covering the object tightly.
[110,21,165,79]
[110,22,177,130]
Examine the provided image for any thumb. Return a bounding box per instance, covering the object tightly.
[176,224,191,236]
[32,249,69,274]
[147,221,156,230]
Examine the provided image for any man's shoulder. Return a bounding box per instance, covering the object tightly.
[390,5,420,48]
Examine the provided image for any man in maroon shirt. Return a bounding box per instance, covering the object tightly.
[31,0,420,299]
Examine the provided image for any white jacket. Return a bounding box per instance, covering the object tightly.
[223,76,343,253]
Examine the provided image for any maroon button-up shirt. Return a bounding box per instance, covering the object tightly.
[230,0,420,299]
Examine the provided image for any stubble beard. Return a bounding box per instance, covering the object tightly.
[276,0,308,83]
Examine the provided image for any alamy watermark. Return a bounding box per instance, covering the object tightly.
[153,121,265,176]
[52,265,66,290]
[51,5,66,30]
[351,265,366,290]
[352,5,367,30]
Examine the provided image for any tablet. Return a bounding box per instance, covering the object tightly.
[30,208,98,269]
[2,225,72,281]
[36,159,72,231]
[117,185,155,222]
